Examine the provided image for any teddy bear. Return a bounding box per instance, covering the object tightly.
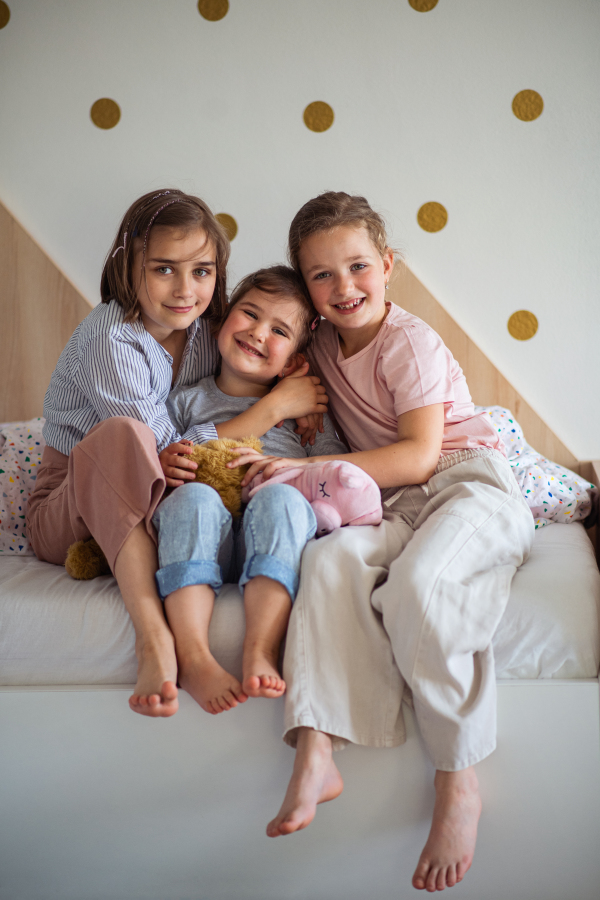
[64,438,383,579]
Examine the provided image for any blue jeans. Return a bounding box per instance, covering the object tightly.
[152,482,317,602]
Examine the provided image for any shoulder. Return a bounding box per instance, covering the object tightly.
[379,304,446,358]
[77,300,141,351]
[171,375,215,404]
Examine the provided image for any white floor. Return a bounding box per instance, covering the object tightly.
[1,681,599,900]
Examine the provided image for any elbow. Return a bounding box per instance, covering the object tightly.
[415,446,441,484]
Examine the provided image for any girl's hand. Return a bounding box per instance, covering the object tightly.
[234,453,310,487]
[269,364,328,421]
[226,446,266,469]
[159,440,198,488]
[294,413,325,446]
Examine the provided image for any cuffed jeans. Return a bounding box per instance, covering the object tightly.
[152,482,317,602]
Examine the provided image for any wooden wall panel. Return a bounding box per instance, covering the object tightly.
[0,201,92,421]
[389,264,579,470]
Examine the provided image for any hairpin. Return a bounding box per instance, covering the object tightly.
[112,232,128,257]
[310,315,320,331]
[142,198,183,259]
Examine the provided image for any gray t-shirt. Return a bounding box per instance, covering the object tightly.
[167,376,347,459]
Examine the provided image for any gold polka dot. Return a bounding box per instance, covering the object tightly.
[303,101,334,133]
[0,2,10,29]
[198,0,229,21]
[508,310,538,341]
[417,202,447,233]
[408,0,438,11]
[512,90,544,122]
[216,213,238,241]
[90,98,121,130]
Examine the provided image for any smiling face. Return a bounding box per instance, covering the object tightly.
[217,288,302,392]
[134,226,217,342]
[298,225,394,350]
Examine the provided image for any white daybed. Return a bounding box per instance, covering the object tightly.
[1,517,599,900]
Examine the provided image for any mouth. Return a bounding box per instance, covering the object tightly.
[334,297,365,312]
[165,305,194,314]
[235,338,265,358]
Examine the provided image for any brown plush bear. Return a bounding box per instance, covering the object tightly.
[64,436,262,580]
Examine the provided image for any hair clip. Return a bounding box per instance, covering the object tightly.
[112,232,127,257]
[310,315,320,331]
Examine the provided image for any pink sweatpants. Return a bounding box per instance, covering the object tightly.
[26,417,166,572]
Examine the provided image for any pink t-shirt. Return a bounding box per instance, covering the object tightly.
[309,303,504,458]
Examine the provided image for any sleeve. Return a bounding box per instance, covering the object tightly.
[306,414,348,457]
[77,334,217,452]
[379,326,455,418]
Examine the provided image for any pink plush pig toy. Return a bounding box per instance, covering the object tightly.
[244,460,382,536]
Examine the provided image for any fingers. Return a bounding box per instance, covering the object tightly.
[240,456,301,486]
[286,362,310,378]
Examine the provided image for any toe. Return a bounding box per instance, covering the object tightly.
[436,867,447,891]
[412,862,428,890]
[425,867,439,892]
[446,865,457,888]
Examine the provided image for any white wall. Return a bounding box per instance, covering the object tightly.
[0,0,598,458]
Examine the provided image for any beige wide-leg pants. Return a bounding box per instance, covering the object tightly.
[283,448,534,771]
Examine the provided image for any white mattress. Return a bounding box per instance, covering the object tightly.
[0,523,598,685]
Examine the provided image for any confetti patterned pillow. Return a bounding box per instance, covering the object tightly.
[0,418,45,555]
[476,406,596,529]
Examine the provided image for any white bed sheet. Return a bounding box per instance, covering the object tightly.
[0,523,598,685]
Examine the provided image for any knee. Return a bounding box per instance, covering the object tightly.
[84,416,155,448]
[153,482,228,529]
[248,484,316,532]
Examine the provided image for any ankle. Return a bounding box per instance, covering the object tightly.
[434,767,479,795]
[136,629,175,658]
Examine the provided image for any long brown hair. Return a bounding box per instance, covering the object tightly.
[101,189,230,325]
[288,191,397,273]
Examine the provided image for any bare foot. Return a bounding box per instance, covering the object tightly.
[267,728,343,837]
[129,638,179,718]
[179,649,248,715]
[412,767,481,892]
[243,647,286,699]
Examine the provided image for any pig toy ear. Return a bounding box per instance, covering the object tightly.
[311,500,342,536]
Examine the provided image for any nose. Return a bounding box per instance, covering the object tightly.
[247,319,269,342]
[333,270,355,297]
[173,272,194,299]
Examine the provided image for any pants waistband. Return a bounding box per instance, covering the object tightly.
[382,447,508,508]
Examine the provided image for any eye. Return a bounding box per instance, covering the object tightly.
[157,266,173,275]
[194,267,210,277]
[273,327,288,338]
[314,271,330,280]
[351,263,366,271]
[243,309,257,319]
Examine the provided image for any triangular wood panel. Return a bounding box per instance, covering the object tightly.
[389,264,579,470]
[0,201,92,421]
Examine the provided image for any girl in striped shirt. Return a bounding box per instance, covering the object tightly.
[27,189,326,718]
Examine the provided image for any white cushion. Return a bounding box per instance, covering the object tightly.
[0,523,598,685]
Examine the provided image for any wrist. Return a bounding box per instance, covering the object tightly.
[257,391,283,427]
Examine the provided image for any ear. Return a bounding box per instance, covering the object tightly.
[280,352,306,378]
[382,247,395,282]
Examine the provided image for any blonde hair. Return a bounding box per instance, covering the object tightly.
[101,189,230,325]
[288,191,397,273]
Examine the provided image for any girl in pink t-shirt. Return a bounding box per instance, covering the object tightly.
[233,193,533,893]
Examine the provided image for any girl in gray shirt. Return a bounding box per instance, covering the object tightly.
[152,267,346,717]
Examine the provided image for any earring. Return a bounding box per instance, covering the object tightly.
[385,283,389,290]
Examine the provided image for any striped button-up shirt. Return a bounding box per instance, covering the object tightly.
[43,299,219,455]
